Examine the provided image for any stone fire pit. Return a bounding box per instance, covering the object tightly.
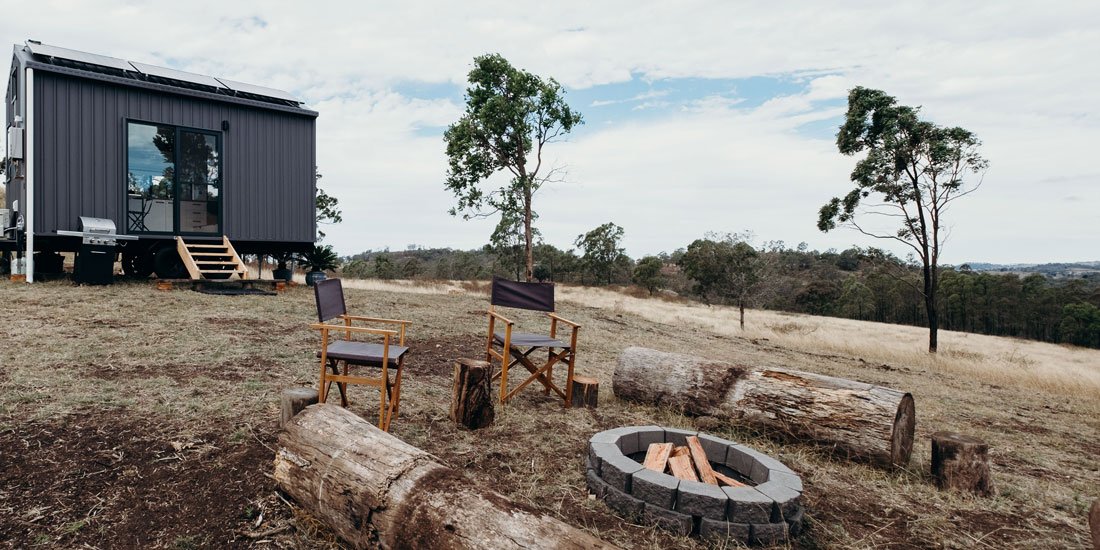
[585,426,803,545]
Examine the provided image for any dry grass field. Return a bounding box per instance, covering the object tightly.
[1,277,1098,549]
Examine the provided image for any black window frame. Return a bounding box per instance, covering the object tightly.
[123,118,223,237]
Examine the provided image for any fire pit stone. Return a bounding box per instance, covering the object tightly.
[586,426,804,545]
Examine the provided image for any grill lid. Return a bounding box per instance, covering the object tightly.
[79,216,117,235]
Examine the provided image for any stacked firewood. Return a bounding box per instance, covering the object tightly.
[642,436,747,487]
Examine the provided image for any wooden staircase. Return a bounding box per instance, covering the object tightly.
[176,236,249,280]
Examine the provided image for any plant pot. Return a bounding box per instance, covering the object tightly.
[273,268,293,282]
[305,270,327,286]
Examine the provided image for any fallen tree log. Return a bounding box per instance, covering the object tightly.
[613,346,915,467]
[274,404,618,550]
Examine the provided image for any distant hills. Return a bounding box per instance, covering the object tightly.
[961,261,1100,279]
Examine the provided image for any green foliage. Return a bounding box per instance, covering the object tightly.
[819,87,988,352]
[1059,302,1100,348]
[633,256,665,295]
[443,53,583,281]
[574,222,627,285]
[315,181,342,241]
[297,245,341,272]
[678,238,761,308]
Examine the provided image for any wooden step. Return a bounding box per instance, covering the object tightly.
[175,236,249,281]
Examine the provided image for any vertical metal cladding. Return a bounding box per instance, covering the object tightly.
[31,71,316,243]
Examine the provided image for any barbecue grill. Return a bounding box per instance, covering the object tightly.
[58,217,136,284]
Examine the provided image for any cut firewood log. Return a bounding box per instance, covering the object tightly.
[931,431,994,496]
[614,346,916,468]
[667,454,698,482]
[713,471,747,488]
[275,404,618,550]
[279,387,318,429]
[643,443,673,472]
[685,436,718,485]
[569,375,599,408]
[670,446,689,458]
[1089,499,1099,550]
[450,358,495,430]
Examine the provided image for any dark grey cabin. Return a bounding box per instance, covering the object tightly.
[2,40,317,280]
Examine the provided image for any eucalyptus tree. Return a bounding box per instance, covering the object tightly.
[444,54,583,281]
[818,87,988,352]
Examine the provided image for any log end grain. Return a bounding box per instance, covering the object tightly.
[890,393,916,467]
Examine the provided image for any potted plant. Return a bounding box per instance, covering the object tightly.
[271,251,296,282]
[298,245,341,286]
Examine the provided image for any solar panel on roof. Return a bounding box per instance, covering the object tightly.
[215,77,299,103]
[129,61,226,89]
[26,41,134,72]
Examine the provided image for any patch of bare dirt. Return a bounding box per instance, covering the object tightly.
[75,356,282,382]
[0,410,295,549]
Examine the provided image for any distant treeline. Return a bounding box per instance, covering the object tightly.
[341,242,1100,349]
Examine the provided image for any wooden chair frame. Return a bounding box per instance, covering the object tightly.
[486,306,580,406]
[313,313,410,431]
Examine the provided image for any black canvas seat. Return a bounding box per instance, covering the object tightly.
[316,340,409,367]
[485,277,581,406]
[311,278,412,431]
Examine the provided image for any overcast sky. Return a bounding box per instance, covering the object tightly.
[4,1,1099,264]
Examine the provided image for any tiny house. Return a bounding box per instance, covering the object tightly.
[2,40,317,281]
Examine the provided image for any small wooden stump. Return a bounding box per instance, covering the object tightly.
[569,375,599,408]
[450,359,495,430]
[156,281,172,291]
[1089,499,1099,550]
[280,387,319,429]
[275,281,287,292]
[931,431,994,496]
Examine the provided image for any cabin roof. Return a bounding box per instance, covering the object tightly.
[14,41,317,117]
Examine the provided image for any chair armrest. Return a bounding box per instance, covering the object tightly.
[341,315,412,326]
[311,323,398,338]
[547,313,581,329]
[487,310,515,326]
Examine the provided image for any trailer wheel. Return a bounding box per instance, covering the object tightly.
[122,250,155,278]
[153,247,187,279]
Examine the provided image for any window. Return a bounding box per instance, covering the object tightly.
[126,122,221,234]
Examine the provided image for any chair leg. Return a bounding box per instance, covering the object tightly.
[563,350,576,408]
[318,357,328,403]
[544,348,553,395]
[378,384,387,431]
[336,361,349,407]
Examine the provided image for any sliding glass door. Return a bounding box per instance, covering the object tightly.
[126,122,221,235]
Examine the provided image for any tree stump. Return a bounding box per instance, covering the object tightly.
[1089,499,1099,550]
[931,431,994,496]
[279,387,319,429]
[569,375,599,408]
[450,358,495,429]
[275,404,619,550]
[614,347,916,468]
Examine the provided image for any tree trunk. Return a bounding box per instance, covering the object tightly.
[613,347,916,468]
[523,188,534,282]
[279,387,319,429]
[738,300,746,330]
[450,359,495,429]
[931,431,994,496]
[275,404,618,550]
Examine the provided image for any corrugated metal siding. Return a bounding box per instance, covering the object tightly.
[32,71,316,243]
